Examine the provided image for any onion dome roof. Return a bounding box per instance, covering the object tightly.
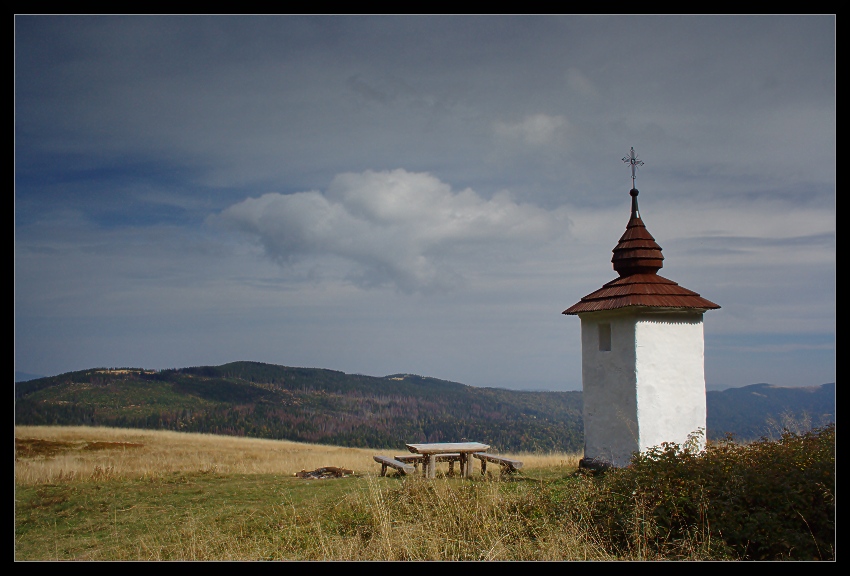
[563,188,719,315]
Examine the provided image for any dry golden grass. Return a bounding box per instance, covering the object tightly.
[18,425,829,560]
[513,450,583,470]
[17,426,730,560]
[15,425,377,484]
[15,425,582,485]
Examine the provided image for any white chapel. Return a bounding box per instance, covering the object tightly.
[563,149,720,469]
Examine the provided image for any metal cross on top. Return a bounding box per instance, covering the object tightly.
[622,147,644,189]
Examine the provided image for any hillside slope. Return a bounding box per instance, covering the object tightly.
[706,383,835,440]
[15,361,834,449]
[14,361,584,452]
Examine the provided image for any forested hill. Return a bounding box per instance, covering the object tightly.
[706,382,835,440]
[14,361,584,452]
[15,361,834,451]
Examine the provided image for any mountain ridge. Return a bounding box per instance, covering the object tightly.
[15,361,834,450]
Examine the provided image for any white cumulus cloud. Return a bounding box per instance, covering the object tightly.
[216,169,568,293]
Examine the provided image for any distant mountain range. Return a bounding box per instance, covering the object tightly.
[14,361,834,452]
[707,382,834,440]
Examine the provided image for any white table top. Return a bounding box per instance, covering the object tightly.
[405,442,490,454]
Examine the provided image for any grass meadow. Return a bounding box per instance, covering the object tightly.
[15,426,589,560]
[15,424,833,561]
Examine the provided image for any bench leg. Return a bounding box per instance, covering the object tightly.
[381,463,387,477]
[481,459,487,475]
[448,460,455,476]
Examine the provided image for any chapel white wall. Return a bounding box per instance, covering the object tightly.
[634,314,706,453]
[580,310,707,468]
[580,314,639,467]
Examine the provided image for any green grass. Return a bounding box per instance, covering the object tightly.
[15,424,835,561]
[17,468,624,560]
[15,471,378,560]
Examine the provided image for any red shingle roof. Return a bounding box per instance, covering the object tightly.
[563,273,720,314]
[563,188,720,315]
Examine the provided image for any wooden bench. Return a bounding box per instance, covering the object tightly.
[395,453,463,475]
[394,454,424,463]
[473,452,523,475]
[393,454,425,473]
[374,455,415,476]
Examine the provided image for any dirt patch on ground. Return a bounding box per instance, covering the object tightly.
[15,438,77,459]
[82,441,144,451]
[294,466,353,479]
[15,438,145,460]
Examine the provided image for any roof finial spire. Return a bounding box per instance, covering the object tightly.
[622,146,644,189]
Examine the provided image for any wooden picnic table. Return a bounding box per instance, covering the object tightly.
[405,442,490,479]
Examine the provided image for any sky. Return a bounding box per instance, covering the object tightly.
[14,15,835,392]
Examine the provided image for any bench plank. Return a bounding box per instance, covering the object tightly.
[394,454,424,463]
[473,452,523,474]
[374,455,415,476]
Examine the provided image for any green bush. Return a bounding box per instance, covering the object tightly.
[583,424,835,560]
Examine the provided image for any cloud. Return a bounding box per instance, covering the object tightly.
[216,169,568,293]
[494,113,569,146]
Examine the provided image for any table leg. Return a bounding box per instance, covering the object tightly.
[427,454,436,479]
